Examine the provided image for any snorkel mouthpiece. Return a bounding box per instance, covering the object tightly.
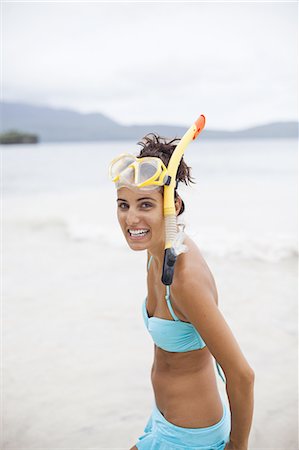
[161,114,206,285]
[162,248,177,285]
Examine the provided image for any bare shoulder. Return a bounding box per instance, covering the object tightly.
[172,235,218,306]
[171,235,254,380]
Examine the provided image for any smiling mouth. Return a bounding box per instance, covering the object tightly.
[127,229,150,239]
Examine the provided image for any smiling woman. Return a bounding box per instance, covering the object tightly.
[117,190,166,249]
[109,133,255,450]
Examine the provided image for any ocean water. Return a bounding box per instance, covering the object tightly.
[3,138,298,262]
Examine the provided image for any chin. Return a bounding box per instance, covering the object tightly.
[126,239,149,251]
[124,229,152,250]
[130,246,147,252]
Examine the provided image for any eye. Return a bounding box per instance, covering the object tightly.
[118,202,128,209]
[141,202,153,209]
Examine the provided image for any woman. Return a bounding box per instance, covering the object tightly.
[109,134,255,450]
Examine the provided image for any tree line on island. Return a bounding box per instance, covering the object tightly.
[0,130,39,144]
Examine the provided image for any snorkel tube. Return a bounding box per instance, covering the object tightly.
[162,115,206,285]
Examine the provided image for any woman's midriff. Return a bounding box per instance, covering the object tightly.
[151,345,224,429]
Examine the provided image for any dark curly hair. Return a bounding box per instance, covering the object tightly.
[136,133,196,215]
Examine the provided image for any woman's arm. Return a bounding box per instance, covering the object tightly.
[224,370,254,450]
[172,267,255,450]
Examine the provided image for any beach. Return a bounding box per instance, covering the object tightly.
[2,139,298,449]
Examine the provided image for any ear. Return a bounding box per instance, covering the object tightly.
[175,195,182,216]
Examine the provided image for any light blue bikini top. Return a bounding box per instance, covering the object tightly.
[142,255,226,383]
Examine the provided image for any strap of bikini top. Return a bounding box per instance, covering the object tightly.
[147,255,153,271]
[147,255,180,322]
[165,285,180,321]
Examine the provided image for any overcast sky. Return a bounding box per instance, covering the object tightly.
[2,1,298,130]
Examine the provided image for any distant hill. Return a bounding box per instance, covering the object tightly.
[0,101,297,142]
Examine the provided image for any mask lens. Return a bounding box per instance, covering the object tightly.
[110,155,135,180]
[119,166,135,184]
[137,160,159,184]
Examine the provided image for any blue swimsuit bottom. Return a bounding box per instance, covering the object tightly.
[136,397,231,450]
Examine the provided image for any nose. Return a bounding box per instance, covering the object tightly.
[125,207,140,226]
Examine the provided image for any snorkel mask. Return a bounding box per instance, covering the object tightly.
[109,115,206,285]
[109,154,168,191]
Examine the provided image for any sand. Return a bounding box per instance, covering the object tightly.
[2,211,298,449]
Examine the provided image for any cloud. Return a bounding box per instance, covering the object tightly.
[3,2,298,128]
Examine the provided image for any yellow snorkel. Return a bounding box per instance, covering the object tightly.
[162,115,206,285]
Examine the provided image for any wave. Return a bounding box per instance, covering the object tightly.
[17,217,125,249]
[193,233,298,262]
[16,217,298,262]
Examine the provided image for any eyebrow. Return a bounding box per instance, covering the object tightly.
[117,197,157,202]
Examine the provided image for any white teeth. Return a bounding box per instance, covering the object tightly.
[129,229,149,235]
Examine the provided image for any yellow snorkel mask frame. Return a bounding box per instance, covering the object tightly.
[109,154,169,190]
[109,114,206,285]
